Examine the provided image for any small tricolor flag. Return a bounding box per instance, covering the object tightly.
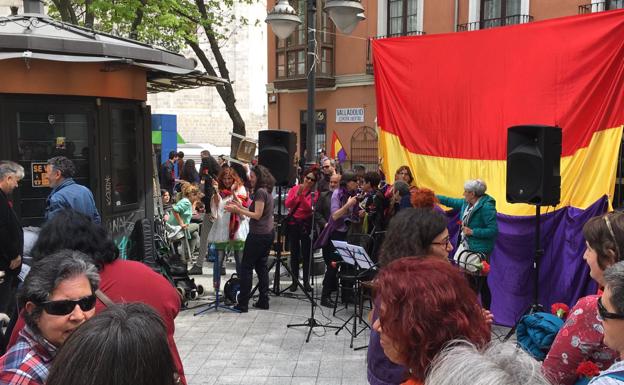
[331,132,347,163]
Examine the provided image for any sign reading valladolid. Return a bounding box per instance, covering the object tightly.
[336,108,364,123]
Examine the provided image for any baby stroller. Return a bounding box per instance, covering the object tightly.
[128,218,204,308]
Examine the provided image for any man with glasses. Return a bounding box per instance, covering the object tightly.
[317,158,336,193]
[0,160,24,352]
[0,250,99,384]
[592,262,624,384]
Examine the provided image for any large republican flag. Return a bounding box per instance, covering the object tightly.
[373,10,624,325]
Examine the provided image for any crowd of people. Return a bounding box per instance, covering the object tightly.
[3,150,624,385]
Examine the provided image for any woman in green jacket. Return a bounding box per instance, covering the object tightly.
[437,179,498,309]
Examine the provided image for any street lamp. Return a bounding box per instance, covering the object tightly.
[266,0,364,165]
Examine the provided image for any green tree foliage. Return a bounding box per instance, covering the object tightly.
[47,0,260,148]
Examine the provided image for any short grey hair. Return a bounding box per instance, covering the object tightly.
[20,249,100,334]
[604,261,624,314]
[425,340,549,385]
[47,156,76,178]
[0,160,25,181]
[464,179,487,197]
[393,180,410,197]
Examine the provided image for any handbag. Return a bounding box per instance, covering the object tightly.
[454,242,486,274]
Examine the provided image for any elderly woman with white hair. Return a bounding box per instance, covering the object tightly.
[425,340,549,385]
[437,179,498,309]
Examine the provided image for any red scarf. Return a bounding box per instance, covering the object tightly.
[220,188,250,240]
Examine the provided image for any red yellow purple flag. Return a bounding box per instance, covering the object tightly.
[373,10,624,325]
[331,131,347,163]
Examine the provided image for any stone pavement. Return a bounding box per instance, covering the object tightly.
[174,263,512,385]
[174,268,370,385]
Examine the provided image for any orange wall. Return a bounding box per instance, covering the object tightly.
[424,0,455,34]
[531,0,587,20]
[268,85,377,158]
[0,60,147,100]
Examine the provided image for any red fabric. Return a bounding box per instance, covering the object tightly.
[8,260,186,385]
[284,186,319,221]
[402,378,423,385]
[542,295,617,385]
[373,10,624,160]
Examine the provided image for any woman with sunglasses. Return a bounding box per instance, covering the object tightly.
[6,209,186,385]
[542,212,624,385]
[0,250,99,384]
[284,166,320,292]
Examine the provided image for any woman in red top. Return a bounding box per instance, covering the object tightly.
[542,212,624,385]
[373,258,490,385]
[284,166,319,292]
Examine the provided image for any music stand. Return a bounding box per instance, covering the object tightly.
[194,248,240,315]
[332,240,376,348]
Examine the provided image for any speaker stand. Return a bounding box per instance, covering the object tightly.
[504,204,544,340]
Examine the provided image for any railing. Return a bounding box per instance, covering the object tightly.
[366,30,426,75]
[579,1,624,14]
[457,14,533,31]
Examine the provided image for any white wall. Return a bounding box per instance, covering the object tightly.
[147,1,268,147]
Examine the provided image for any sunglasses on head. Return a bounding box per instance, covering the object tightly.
[597,296,624,321]
[39,294,97,316]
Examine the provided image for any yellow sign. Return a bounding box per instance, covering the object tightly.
[31,162,49,188]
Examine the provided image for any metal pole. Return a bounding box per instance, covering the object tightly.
[305,0,317,166]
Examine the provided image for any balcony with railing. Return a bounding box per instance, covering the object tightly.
[366,30,426,75]
[457,14,533,32]
[579,0,624,14]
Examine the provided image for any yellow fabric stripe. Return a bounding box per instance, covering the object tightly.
[379,126,623,216]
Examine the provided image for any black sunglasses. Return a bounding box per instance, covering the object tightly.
[597,296,624,320]
[305,175,316,182]
[39,294,97,316]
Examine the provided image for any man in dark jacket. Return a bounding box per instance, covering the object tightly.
[0,161,24,350]
[160,151,177,195]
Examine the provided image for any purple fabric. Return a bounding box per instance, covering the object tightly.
[367,299,406,385]
[446,196,607,326]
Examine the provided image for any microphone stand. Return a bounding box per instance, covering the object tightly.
[287,190,339,342]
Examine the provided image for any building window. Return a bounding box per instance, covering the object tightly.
[607,0,624,10]
[388,0,420,36]
[481,0,523,28]
[110,108,139,208]
[275,0,334,80]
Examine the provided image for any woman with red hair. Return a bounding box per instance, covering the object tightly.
[373,257,491,385]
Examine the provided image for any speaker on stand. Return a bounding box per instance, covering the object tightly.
[504,124,562,340]
[254,130,303,296]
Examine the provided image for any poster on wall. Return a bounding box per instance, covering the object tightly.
[31,162,49,188]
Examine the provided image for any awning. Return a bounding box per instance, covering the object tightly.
[0,50,229,93]
[152,131,186,145]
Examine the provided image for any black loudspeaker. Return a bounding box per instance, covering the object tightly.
[258,130,296,186]
[506,125,562,206]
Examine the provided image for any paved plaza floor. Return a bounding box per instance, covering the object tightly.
[174,262,512,385]
[174,265,370,385]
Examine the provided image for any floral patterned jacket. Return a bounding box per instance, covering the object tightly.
[543,295,618,385]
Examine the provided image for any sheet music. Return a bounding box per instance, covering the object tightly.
[331,240,375,269]
[351,245,375,269]
[331,240,356,265]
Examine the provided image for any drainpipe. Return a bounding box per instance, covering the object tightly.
[454,0,459,32]
[23,0,44,14]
